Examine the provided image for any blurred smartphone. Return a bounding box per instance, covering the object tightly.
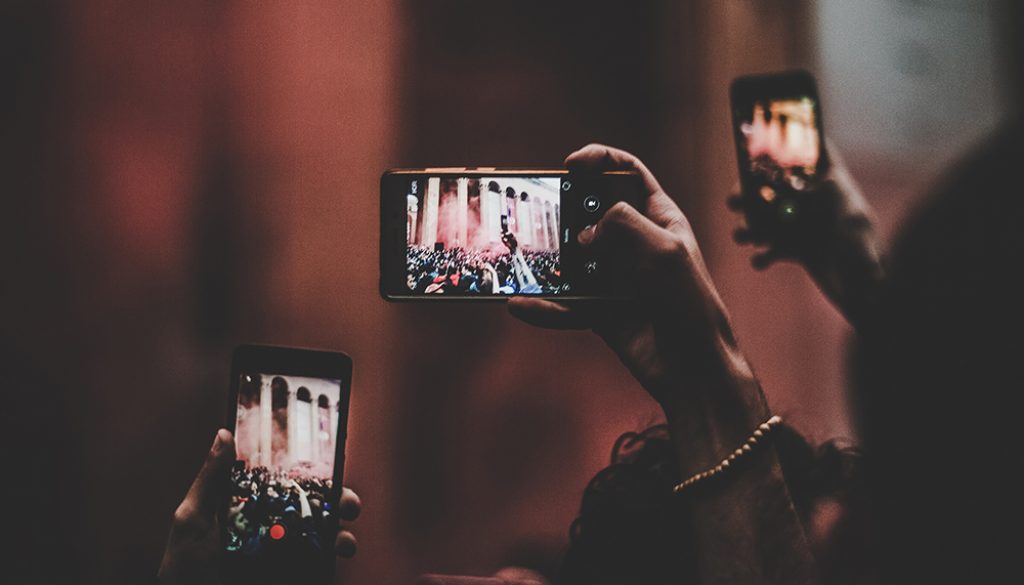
[730,70,828,239]
[380,168,643,300]
[222,344,353,585]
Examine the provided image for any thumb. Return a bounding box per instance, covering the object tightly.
[182,429,235,521]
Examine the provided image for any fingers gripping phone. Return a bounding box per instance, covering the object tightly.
[379,168,644,300]
[222,345,353,585]
[730,70,829,240]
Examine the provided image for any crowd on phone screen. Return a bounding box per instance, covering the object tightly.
[406,245,560,295]
[226,464,334,556]
[749,153,816,193]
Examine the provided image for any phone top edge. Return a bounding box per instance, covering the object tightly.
[731,69,817,88]
[229,345,353,385]
[731,70,819,102]
[383,168,638,176]
[232,343,352,361]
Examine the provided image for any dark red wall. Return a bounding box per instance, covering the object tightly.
[6,1,983,584]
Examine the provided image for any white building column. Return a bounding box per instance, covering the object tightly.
[534,204,545,249]
[259,377,273,468]
[517,196,533,247]
[286,389,297,469]
[491,190,503,241]
[479,187,492,246]
[330,400,339,459]
[421,177,441,248]
[539,203,551,249]
[481,188,500,243]
[407,194,419,245]
[310,396,320,466]
[545,202,557,249]
[456,178,468,247]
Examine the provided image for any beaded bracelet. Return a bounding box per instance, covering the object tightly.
[672,415,782,494]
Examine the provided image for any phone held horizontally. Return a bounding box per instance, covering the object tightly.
[379,167,643,300]
[222,344,353,585]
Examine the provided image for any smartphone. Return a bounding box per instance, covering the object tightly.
[730,70,828,239]
[380,168,643,300]
[221,344,353,585]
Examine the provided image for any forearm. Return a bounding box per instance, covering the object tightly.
[660,343,815,585]
[684,444,816,585]
[299,492,312,518]
[514,249,538,285]
[807,229,886,330]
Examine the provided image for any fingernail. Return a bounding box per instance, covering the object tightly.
[213,428,231,452]
[578,225,595,245]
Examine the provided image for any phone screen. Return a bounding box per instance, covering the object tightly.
[736,95,823,203]
[730,72,826,236]
[224,372,343,581]
[404,175,567,295]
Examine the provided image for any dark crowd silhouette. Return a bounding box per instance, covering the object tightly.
[406,245,561,295]
[225,463,335,557]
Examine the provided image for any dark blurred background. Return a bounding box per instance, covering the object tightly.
[2,0,1013,583]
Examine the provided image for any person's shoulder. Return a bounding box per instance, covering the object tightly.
[892,121,1023,275]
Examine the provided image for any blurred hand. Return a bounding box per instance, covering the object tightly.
[508,147,818,585]
[415,573,547,585]
[729,145,884,324]
[502,231,519,253]
[493,566,550,585]
[509,144,752,408]
[158,429,362,585]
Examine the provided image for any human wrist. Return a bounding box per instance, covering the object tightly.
[805,235,885,327]
[656,335,772,479]
[661,384,771,479]
[673,415,783,493]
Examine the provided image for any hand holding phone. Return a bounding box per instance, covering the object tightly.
[379,168,644,299]
[508,145,759,416]
[730,70,830,243]
[158,430,361,585]
[512,145,815,585]
[217,345,354,585]
[729,71,885,325]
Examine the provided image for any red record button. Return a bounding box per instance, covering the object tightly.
[269,523,286,541]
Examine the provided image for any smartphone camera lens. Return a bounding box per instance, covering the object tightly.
[583,195,601,213]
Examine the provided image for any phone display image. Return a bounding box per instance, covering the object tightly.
[737,97,821,201]
[225,373,343,567]
[731,71,827,235]
[405,176,563,295]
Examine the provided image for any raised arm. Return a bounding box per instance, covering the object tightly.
[730,144,885,329]
[482,262,500,294]
[510,144,816,585]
